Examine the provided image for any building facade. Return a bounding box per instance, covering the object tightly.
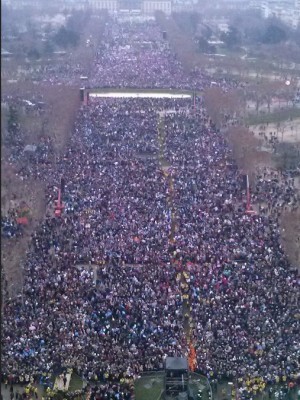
[3,0,172,14]
[250,0,300,28]
[142,0,172,15]
[89,0,118,11]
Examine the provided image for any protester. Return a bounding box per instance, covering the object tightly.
[2,18,299,400]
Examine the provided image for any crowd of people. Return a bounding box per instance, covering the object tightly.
[162,111,299,382]
[2,16,299,400]
[6,16,241,92]
[88,19,244,92]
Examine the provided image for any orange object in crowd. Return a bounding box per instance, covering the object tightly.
[188,343,197,372]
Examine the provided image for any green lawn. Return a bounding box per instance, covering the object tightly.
[134,372,211,400]
[68,373,84,392]
[135,375,164,400]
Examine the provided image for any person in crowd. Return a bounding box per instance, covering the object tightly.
[2,18,299,400]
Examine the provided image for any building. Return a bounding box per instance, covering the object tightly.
[247,0,300,28]
[142,0,172,14]
[3,0,172,14]
[89,0,118,11]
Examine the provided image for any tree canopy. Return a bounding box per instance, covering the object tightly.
[221,26,241,49]
[53,26,79,48]
[262,24,287,44]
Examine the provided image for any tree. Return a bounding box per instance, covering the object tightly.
[262,24,287,44]
[173,12,201,36]
[27,48,41,60]
[259,81,283,113]
[246,83,265,114]
[8,106,18,133]
[278,81,298,107]
[66,10,90,34]
[189,13,201,35]
[204,87,226,128]
[200,24,213,41]
[227,126,264,177]
[53,26,79,49]
[230,10,267,45]
[43,40,54,55]
[6,105,21,146]
[221,26,241,49]
[294,25,300,46]
[198,37,215,54]
[155,11,200,72]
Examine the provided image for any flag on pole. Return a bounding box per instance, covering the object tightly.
[242,174,257,214]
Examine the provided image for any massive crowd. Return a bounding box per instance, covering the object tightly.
[162,111,299,382]
[12,17,241,92]
[2,16,299,400]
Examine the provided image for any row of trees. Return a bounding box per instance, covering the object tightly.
[155,11,201,71]
[172,10,300,62]
[203,80,297,124]
[25,25,80,60]
[220,22,288,49]
[228,10,300,46]
[27,11,91,59]
[2,9,92,60]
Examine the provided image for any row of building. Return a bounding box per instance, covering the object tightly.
[213,0,300,29]
[3,0,300,27]
[2,0,173,15]
[251,0,300,29]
